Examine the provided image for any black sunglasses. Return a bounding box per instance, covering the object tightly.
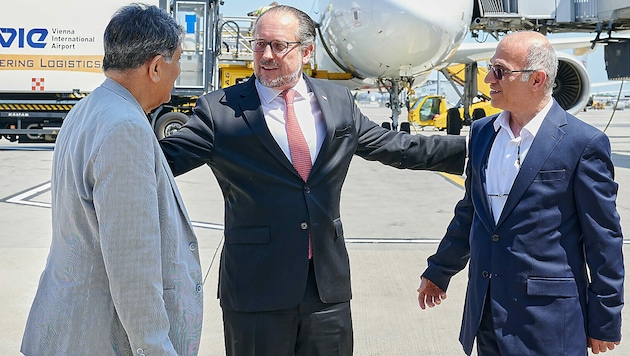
[487,63,538,80]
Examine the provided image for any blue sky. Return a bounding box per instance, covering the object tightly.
[221,0,311,16]
[220,1,624,94]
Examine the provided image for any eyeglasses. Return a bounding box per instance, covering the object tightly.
[249,39,301,54]
[487,63,537,80]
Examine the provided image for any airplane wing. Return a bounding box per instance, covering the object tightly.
[446,35,597,65]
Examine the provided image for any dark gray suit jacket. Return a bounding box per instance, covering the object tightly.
[161,75,466,312]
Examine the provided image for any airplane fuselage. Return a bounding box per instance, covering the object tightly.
[315,0,473,80]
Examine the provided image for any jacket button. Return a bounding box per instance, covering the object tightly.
[196,284,203,293]
[189,242,197,251]
[304,187,311,193]
[482,271,490,278]
[300,222,308,230]
[492,234,499,242]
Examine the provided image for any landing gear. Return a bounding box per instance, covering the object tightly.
[446,108,462,135]
[379,77,412,131]
[399,122,411,133]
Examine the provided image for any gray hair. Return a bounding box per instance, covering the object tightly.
[517,33,558,96]
[253,5,316,49]
[103,3,183,71]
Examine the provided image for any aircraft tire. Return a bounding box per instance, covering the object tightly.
[472,108,486,121]
[154,112,189,139]
[381,122,392,130]
[446,108,462,135]
[400,122,411,133]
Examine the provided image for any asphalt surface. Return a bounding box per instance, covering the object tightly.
[1,106,630,355]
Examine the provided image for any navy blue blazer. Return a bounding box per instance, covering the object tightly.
[423,100,624,355]
[160,75,466,312]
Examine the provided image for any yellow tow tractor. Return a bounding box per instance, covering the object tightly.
[408,95,499,134]
[407,63,501,135]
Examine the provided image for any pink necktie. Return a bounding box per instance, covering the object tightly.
[282,89,312,181]
[282,89,313,258]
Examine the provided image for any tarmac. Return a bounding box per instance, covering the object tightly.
[1,105,630,355]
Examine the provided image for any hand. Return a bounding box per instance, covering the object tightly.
[588,337,620,354]
[417,277,447,310]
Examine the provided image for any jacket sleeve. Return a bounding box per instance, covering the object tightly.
[93,122,177,354]
[349,89,466,175]
[420,130,474,291]
[575,131,624,342]
[160,94,216,176]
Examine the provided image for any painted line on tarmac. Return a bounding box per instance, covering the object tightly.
[3,181,52,208]
[439,172,465,188]
[0,144,55,151]
[6,181,630,245]
[346,238,443,244]
[190,221,225,230]
[1,183,226,231]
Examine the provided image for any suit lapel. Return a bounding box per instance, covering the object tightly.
[159,152,196,235]
[496,102,567,227]
[475,118,500,232]
[234,77,298,175]
[304,76,334,176]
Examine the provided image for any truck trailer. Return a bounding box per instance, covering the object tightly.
[0,0,220,142]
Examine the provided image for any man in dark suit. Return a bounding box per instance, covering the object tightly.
[418,31,624,355]
[160,5,466,356]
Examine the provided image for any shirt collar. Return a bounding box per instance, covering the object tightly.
[255,76,310,104]
[493,98,553,139]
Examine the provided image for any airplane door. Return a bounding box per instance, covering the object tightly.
[173,0,207,89]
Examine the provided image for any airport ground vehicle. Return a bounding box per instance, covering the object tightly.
[407,94,500,135]
[4,0,628,142]
[406,64,500,135]
[0,0,227,143]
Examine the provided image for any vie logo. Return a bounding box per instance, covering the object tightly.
[0,28,48,48]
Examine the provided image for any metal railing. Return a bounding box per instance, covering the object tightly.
[218,16,256,61]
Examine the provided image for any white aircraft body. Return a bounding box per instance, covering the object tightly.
[311,0,595,130]
[315,0,472,80]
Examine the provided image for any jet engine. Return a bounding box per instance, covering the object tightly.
[553,52,591,115]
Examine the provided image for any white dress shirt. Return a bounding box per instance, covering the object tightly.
[485,99,552,223]
[255,77,326,165]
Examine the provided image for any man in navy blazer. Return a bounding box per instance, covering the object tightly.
[418,31,624,355]
[160,5,466,356]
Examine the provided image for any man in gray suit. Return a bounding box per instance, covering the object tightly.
[21,4,203,355]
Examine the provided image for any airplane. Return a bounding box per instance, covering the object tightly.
[307,0,629,131]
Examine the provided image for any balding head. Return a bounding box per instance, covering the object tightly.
[499,31,558,96]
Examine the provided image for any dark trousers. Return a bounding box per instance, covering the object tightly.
[476,288,502,356]
[222,260,353,356]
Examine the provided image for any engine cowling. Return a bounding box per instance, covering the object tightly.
[553,52,590,115]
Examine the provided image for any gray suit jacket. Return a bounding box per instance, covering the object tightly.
[21,78,203,356]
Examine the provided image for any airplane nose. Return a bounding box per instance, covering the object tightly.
[316,0,473,79]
